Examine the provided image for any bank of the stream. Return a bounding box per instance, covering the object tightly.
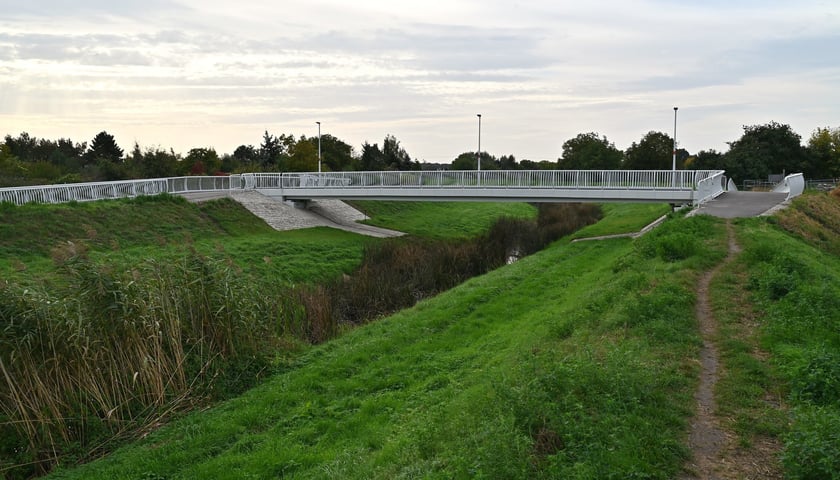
[36,206,731,479]
[0,198,602,478]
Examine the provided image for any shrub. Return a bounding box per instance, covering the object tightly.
[782,406,840,480]
[790,347,840,406]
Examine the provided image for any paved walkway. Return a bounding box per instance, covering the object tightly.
[692,192,789,218]
[180,191,404,238]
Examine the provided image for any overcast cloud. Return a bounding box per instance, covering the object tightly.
[1,0,838,162]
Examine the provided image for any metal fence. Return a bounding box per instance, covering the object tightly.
[262,169,723,190]
[805,178,839,191]
[0,176,239,206]
[0,170,725,206]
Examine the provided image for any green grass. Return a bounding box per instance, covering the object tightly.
[569,203,671,239]
[0,196,372,285]
[46,214,727,479]
[0,195,267,259]
[702,192,840,479]
[730,215,840,479]
[350,201,537,239]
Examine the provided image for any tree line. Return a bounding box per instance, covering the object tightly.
[2,121,838,187]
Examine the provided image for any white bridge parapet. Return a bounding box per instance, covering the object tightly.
[0,170,726,206]
[255,170,726,205]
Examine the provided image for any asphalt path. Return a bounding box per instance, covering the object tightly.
[693,192,789,218]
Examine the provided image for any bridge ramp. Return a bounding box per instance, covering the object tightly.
[692,192,788,218]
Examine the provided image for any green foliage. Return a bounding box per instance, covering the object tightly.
[306,134,354,171]
[85,131,124,164]
[635,214,719,264]
[805,126,840,178]
[790,347,840,406]
[782,406,840,480]
[724,121,809,185]
[734,215,840,479]
[623,131,674,170]
[185,147,221,175]
[558,132,623,170]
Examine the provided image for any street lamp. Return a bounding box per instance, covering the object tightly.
[316,121,321,173]
[672,107,678,172]
[477,114,482,176]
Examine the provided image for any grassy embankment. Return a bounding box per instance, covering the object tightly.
[1,195,554,477]
[24,193,837,479]
[0,195,367,285]
[711,191,840,479]
[42,203,724,479]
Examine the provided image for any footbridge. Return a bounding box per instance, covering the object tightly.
[0,169,753,207]
[248,170,728,205]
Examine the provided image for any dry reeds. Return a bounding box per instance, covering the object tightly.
[0,252,278,476]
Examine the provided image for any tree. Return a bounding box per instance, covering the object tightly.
[623,131,674,170]
[382,134,419,170]
[558,132,623,170]
[3,132,38,162]
[451,151,496,170]
[307,134,354,171]
[498,154,517,170]
[686,149,725,171]
[52,138,86,170]
[259,131,292,168]
[723,121,808,184]
[359,142,385,171]
[233,145,259,165]
[805,127,840,178]
[185,148,221,175]
[86,131,123,165]
[284,138,318,172]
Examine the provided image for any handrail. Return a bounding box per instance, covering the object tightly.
[772,173,805,200]
[272,170,723,191]
[0,176,240,206]
[693,170,726,205]
[0,170,725,206]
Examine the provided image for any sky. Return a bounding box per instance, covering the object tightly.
[1,0,838,163]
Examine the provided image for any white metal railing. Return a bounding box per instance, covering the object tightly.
[693,170,726,205]
[772,173,805,200]
[0,170,725,206]
[269,170,723,191]
[0,176,239,206]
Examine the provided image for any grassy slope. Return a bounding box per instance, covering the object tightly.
[712,192,840,478]
[569,203,671,239]
[48,209,727,479]
[350,201,537,239]
[0,196,370,285]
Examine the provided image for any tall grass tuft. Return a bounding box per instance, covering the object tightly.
[0,252,279,477]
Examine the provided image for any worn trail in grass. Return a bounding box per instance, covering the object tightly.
[680,222,737,479]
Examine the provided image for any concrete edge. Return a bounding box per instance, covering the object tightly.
[571,214,669,243]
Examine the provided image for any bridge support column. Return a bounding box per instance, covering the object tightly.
[285,199,311,209]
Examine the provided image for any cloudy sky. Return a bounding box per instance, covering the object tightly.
[1,0,838,163]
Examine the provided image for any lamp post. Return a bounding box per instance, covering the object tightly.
[477,114,482,179]
[672,107,678,172]
[316,121,321,173]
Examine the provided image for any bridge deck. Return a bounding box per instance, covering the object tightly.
[263,187,696,204]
